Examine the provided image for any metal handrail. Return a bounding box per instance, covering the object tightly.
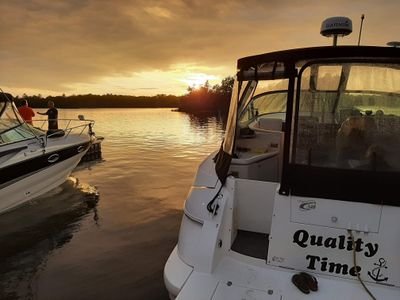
[34,118,95,140]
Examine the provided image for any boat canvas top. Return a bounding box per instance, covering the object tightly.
[216,45,400,206]
[236,46,400,71]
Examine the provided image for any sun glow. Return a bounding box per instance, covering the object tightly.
[181,73,219,90]
[6,63,231,97]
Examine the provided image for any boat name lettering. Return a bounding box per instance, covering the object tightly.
[305,255,361,277]
[292,229,379,258]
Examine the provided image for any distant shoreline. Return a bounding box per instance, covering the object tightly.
[15,76,233,113]
[18,94,181,109]
[17,94,229,114]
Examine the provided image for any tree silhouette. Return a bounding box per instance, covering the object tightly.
[11,77,235,115]
[16,94,180,109]
[178,76,234,114]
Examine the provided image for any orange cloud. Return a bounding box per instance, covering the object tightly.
[0,0,399,96]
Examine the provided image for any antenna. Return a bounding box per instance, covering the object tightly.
[357,14,365,46]
[321,17,353,46]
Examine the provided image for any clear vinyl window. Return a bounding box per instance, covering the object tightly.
[238,79,288,127]
[294,62,400,172]
[0,101,36,144]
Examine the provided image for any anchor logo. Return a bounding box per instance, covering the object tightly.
[367,258,388,282]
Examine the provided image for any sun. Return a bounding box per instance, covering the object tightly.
[181,73,218,89]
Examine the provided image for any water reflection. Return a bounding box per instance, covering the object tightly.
[187,112,227,130]
[1,108,225,300]
[0,178,99,299]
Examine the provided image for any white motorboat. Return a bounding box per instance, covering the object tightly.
[0,92,94,214]
[164,18,400,300]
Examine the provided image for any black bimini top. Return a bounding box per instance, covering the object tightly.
[237,46,400,70]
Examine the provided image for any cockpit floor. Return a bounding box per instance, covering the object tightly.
[231,230,269,259]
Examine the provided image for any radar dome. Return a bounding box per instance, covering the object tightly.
[321,17,352,37]
[387,41,400,48]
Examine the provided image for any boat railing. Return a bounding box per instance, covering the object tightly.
[34,118,95,140]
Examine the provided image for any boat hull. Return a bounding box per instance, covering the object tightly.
[164,155,400,299]
[0,145,88,214]
[165,244,400,300]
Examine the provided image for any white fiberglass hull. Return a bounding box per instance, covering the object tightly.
[0,150,87,214]
[164,154,400,300]
[165,246,400,300]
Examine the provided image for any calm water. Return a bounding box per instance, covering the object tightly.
[0,108,225,300]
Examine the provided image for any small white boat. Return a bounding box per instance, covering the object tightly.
[0,92,95,214]
[164,18,400,299]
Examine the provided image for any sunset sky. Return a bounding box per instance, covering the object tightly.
[1,0,399,96]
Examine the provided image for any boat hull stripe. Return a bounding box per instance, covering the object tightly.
[0,142,90,186]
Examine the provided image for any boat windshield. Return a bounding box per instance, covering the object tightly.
[293,62,400,172]
[238,80,288,128]
[0,100,42,144]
